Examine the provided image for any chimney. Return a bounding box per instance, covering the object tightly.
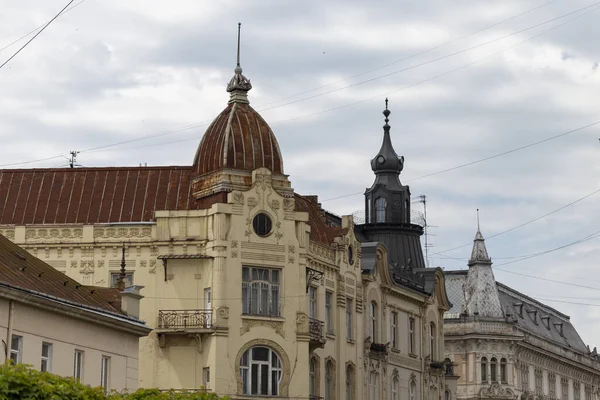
[120,285,145,318]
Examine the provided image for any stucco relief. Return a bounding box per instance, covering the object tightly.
[149,260,156,274]
[94,227,151,239]
[296,312,309,334]
[80,261,94,275]
[0,229,15,239]
[480,382,515,398]
[240,319,285,339]
[235,339,291,397]
[26,228,83,240]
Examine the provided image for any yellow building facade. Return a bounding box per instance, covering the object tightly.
[0,37,456,399]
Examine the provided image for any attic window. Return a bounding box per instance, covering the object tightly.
[526,309,538,325]
[541,316,551,330]
[554,322,564,337]
[513,303,524,318]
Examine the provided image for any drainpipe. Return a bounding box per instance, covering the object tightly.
[5,300,14,365]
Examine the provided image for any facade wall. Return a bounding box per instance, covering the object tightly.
[0,297,140,391]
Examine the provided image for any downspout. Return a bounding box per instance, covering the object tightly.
[5,300,14,365]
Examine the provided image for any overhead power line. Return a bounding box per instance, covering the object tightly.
[255,1,600,113]
[257,0,558,108]
[432,188,600,256]
[0,0,75,70]
[0,0,88,53]
[1,2,595,167]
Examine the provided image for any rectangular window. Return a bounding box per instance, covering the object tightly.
[204,288,212,310]
[391,312,398,349]
[203,367,211,391]
[408,317,415,354]
[535,368,543,395]
[346,297,353,339]
[309,286,317,319]
[73,350,84,382]
[41,342,52,372]
[110,272,134,288]
[325,291,333,334]
[10,335,23,364]
[101,356,110,393]
[522,364,529,391]
[241,267,281,317]
[549,373,557,398]
[561,378,569,400]
[574,381,581,400]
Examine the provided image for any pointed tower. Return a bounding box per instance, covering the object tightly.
[359,100,426,270]
[463,212,504,318]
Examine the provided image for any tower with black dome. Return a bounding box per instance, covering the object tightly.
[358,100,426,271]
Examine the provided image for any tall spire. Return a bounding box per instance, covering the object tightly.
[469,209,491,266]
[370,99,404,174]
[227,22,252,103]
[463,212,503,318]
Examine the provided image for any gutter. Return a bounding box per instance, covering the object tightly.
[0,283,151,337]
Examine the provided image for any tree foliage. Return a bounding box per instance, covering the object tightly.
[0,364,227,400]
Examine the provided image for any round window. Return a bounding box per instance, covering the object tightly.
[252,213,273,237]
[348,245,354,265]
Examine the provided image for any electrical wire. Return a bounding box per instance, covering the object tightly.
[1,2,596,167]
[0,0,88,53]
[530,298,600,307]
[431,188,600,256]
[0,0,75,70]
[254,1,600,113]
[256,0,558,109]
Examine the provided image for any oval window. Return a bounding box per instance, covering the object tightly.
[253,213,273,237]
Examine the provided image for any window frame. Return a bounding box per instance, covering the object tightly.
[561,378,569,400]
[325,361,333,400]
[391,312,398,349]
[73,350,84,383]
[370,301,377,342]
[375,197,387,223]
[500,358,507,383]
[241,266,281,317]
[346,297,353,340]
[309,358,317,397]
[203,367,211,391]
[410,380,416,400]
[346,365,354,400]
[10,335,23,364]
[481,357,488,383]
[392,375,399,400]
[408,317,415,354]
[309,286,317,319]
[101,356,110,393]
[41,342,52,372]
[240,346,283,396]
[429,322,436,359]
[490,357,498,382]
[325,291,333,334]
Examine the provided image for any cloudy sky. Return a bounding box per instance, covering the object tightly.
[1,0,599,345]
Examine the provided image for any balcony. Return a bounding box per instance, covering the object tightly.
[309,318,326,351]
[309,396,324,400]
[156,309,214,351]
[370,342,388,353]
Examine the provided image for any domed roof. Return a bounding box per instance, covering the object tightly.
[192,24,283,177]
[192,102,284,176]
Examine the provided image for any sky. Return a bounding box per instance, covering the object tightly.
[1,0,599,346]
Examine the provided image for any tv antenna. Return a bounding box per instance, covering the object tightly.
[69,151,80,168]
[417,194,437,267]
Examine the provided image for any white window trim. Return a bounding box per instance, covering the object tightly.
[203,367,211,391]
[391,312,397,349]
[240,347,282,396]
[10,335,23,364]
[101,356,110,393]
[241,266,281,317]
[41,342,52,372]
[74,350,84,382]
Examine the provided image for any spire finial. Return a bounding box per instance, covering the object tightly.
[477,208,480,231]
[383,98,391,126]
[236,22,241,68]
[118,243,126,291]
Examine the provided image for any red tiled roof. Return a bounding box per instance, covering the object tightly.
[0,233,120,313]
[294,194,346,245]
[0,167,199,225]
[192,103,284,176]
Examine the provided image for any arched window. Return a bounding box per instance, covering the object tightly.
[374,373,380,400]
[346,365,354,400]
[445,390,451,400]
[429,322,436,359]
[410,380,417,400]
[481,357,488,383]
[325,360,335,400]
[392,376,399,400]
[369,372,376,400]
[490,357,498,382]
[370,302,377,341]
[375,197,386,223]
[309,358,317,397]
[240,346,282,396]
[500,358,507,383]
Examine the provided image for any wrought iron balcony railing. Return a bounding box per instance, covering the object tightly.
[309,318,324,342]
[370,342,388,353]
[157,309,213,330]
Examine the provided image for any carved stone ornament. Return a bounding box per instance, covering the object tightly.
[233,191,244,204]
[480,382,515,398]
[283,198,294,211]
[296,312,309,333]
[217,307,230,320]
[235,339,291,396]
[241,319,285,339]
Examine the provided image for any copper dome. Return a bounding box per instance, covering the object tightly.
[192,102,284,176]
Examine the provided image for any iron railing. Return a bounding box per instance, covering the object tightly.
[370,342,388,353]
[309,318,324,342]
[157,309,212,329]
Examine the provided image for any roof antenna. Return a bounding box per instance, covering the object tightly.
[69,151,80,168]
[477,208,480,232]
